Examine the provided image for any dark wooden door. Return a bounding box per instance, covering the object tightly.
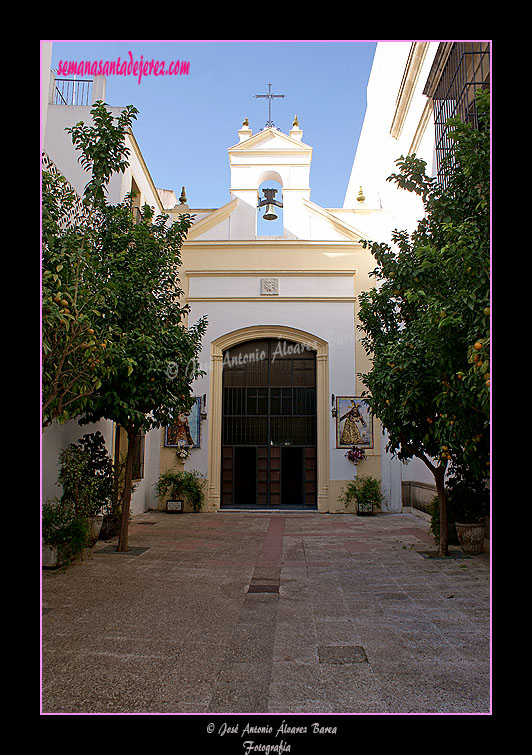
[221,339,317,509]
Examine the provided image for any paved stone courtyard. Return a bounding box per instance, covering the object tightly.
[41,511,491,716]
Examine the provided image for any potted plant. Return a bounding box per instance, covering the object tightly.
[339,474,383,516]
[155,469,206,513]
[446,468,488,555]
[57,432,114,544]
[42,500,90,568]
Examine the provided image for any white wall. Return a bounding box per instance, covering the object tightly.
[344,42,439,237]
[41,43,53,147]
[44,105,126,203]
[42,418,114,504]
[44,102,163,212]
[131,427,161,514]
[42,418,159,516]
[185,295,357,487]
[380,431,404,513]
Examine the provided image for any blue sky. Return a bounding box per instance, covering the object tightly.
[48,40,377,211]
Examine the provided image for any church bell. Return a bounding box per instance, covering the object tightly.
[263,203,278,221]
[258,187,282,221]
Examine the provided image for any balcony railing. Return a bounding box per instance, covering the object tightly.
[53,77,93,106]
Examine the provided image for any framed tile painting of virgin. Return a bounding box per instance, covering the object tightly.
[164,397,201,448]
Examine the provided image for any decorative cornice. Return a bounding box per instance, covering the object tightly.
[228,126,312,154]
[183,238,365,254]
[390,42,430,140]
[408,98,433,156]
[423,42,454,98]
[126,130,165,214]
[187,296,357,303]
[185,198,238,240]
[183,238,363,247]
[302,198,369,241]
[185,269,357,276]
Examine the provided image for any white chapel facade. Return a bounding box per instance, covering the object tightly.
[157,116,393,513]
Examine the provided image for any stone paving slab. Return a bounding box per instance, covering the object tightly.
[41,511,491,717]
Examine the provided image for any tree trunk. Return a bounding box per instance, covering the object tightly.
[117,427,136,553]
[434,465,448,557]
[113,424,121,511]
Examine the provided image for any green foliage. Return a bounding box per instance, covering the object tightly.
[43,432,115,562]
[60,103,209,437]
[339,474,383,512]
[430,468,488,544]
[43,100,208,551]
[42,501,90,564]
[445,465,489,524]
[357,89,490,485]
[42,103,140,428]
[155,469,206,512]
[81,196,208,434]
[58,432,114,518]
[41,170,112,427]
[66,102,139,207]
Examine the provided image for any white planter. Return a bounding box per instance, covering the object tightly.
[455,522,486,555]
[87,515,104,545]
[42,543,59,568]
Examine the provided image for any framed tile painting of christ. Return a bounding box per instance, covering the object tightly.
[336,397,373,449]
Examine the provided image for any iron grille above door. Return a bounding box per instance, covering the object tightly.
[221,339,317,509]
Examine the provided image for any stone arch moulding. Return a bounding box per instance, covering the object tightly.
[257,170,283,188]
[207,325,330,512]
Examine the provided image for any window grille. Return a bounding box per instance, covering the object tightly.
[428,42,490,185]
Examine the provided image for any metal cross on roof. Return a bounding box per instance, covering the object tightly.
[254,83,285,129]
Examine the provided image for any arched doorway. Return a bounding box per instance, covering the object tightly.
[221,338,317,509]
[207,326,329,512]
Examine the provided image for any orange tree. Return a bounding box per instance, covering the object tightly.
[81,201,207,552]
[42,167,109,427]
[66,103,207,553]
[42,103,139,428]
[357,89,490,556]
